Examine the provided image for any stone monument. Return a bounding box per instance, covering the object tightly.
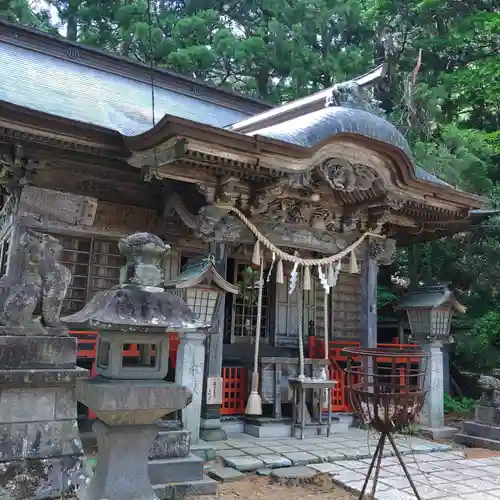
[455,370,500,450]
[61,232,216,500]
[0,230,88,500]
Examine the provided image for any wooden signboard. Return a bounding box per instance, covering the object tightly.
[19,186,98,226]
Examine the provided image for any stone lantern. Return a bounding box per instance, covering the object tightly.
[165,254,238,442]
[396,284,466,439]
[62,233,210,500]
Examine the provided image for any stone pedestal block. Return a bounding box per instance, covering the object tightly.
[79,421,158,500]
[475,404,498,425]
[0,335,88,500]
[147,423,218,499]
[421,340,445,430]
[175,332,206,443]
[150,427,191,459]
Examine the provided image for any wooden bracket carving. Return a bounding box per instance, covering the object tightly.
[0,144,42,194]
[318,158,380,192]
[369,238,396,265]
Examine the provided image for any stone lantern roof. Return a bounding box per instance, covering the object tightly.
[396,284,466,313]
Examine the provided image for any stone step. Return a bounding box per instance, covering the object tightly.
[244,419,349,438]
[153,474,218,499]
[462,421,500,441]
[454,432,500,451]
[149,454,205,485]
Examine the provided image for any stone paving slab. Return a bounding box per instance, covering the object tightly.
[282,451,320,465]
[256,454,292,468]
[214,428,454,469]
[213,429,500,499]
[323,450,500,500]
[207,467,245,483]
[222,455,264,471]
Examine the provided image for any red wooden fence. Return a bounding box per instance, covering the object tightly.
[71,331,420,418]
[221,367,247,415]
[307,337,420,412]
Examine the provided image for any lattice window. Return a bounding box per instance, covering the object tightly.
[221,366,246,415]
[332,272,362,339]
[89,239,124,300]
[231,262,269,341]
[59,235,92,314]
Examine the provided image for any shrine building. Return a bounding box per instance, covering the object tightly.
[0,20,490,440]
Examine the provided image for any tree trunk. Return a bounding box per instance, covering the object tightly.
[66,12,78,41]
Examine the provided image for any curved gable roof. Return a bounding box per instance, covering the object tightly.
[250,106,453,188]
[250,106,412,155]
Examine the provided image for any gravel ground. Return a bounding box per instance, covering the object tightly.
[204,474,356,500]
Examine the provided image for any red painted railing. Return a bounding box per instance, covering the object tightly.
[307,337,420,412]
[221,366,247,415]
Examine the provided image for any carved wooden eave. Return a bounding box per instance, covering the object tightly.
[0,99,487,244]
[162,192,365,255]
[124,113,485,215]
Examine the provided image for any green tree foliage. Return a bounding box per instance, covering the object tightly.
[0,0,55,31]
[3,0,500,370]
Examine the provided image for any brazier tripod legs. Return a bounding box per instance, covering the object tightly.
[358,432,422,500]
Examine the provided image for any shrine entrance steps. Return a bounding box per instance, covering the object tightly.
[225,414,353,438]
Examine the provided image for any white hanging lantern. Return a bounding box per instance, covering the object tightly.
[165,254,238,327]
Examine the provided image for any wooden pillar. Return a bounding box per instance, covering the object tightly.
[200,242,227,441]
[361,238,378,384]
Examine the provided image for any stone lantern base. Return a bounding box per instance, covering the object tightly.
[419,340,458,440]
[75,378,195,500]
[0,335,88,500]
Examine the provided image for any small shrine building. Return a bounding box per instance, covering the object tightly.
[0,21,489,438]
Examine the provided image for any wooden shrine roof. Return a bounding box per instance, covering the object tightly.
[0,20,493,248]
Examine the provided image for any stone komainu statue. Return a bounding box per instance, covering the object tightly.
[478,374,500,409]
[0,229,71,334]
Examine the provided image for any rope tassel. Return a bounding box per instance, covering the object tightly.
[349,250,359,274]
[303,266,311,291]
[251,240,261,267]
[246,254,265,416]
[327,263,335,287]
[276,259,284,284]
